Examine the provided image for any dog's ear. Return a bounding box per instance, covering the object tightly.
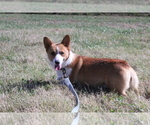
[61,35,70,48]
[43,37,53,51]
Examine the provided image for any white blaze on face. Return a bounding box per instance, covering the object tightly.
[53,46,64,70]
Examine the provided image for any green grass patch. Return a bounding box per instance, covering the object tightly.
[0,2,149,12]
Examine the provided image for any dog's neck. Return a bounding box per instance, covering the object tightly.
[56,51,75,80]
[62,51,76,68]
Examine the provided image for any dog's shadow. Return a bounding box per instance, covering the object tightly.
[18,79,111,94]
[73,83,111,94]
[2,79,111,94]
[20,79,53,91]
[2,79,56,93]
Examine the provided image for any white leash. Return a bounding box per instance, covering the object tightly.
[71,112,80,125]
[58,68,80,125]
[59,77,80,125]
[61,77,80,113]
[59,68,80,113]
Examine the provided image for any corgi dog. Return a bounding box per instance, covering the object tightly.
[43,35,139,96]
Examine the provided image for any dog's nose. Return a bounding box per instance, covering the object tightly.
[55,61,60,65]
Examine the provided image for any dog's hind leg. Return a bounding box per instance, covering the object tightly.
[111,74,130,96]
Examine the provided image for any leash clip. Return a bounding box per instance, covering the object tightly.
[61,68,68,78]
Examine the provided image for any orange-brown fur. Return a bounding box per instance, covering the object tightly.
[43,35,139,96]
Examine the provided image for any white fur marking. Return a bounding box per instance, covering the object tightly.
[47,47,74,80]
[52,46,64,70]
[56,46,59,54]
[57,51,74,80]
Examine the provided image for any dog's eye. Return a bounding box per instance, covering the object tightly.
[51,51,56,56]
[59,51,64,55]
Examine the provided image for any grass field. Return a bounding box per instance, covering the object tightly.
[0,1,150,12]
[0,113,149,124]
[0,14,150,124]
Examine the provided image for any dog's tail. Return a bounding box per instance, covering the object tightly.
[129,67,139,95]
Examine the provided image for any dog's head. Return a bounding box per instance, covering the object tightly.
[43,35,70,70]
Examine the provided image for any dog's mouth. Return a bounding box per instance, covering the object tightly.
[55,64,61,70]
